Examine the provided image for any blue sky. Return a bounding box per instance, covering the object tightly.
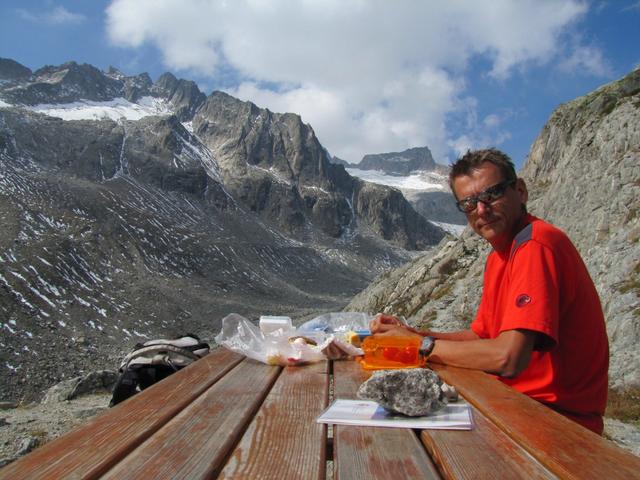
[1,1,639,169]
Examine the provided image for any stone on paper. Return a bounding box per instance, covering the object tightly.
[357,368,449,416]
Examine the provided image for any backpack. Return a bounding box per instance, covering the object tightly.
[109,335,210,407]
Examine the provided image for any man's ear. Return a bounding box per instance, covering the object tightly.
[516,178,528,204]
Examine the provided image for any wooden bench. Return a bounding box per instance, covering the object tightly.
[1,347,639,479]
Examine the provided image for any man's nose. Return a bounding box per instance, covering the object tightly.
[476,200,492,215]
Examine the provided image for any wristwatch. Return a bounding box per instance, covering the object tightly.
[419,336,436,357]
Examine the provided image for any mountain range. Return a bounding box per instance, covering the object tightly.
[0,58,449,401]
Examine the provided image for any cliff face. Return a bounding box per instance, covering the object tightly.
[192,91,444,247]
[347,68,640,388]
[522,68,640,387]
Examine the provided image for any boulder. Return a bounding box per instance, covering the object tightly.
[42,370,117,404]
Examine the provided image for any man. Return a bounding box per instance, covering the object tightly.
[371,148,609,434]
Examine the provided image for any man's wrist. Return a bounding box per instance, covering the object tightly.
[419,336,436,357]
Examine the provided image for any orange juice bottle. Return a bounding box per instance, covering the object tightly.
[359,335,425,370]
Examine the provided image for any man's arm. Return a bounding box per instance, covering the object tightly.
[428,329,537,378]
[370,315,538,378]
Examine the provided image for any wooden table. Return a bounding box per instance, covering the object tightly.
[1,347,639,479]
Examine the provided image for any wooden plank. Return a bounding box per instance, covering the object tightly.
[421,407,556,479]
[431,363,640,479]
[219,360,330,479]
[100,358,282,479]
[0,347,244,480]
[332,360,441,480]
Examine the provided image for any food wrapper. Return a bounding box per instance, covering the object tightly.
[215,313,366,366]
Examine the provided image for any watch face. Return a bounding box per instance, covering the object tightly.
[420,336,435,356]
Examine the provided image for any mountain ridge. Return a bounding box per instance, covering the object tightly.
[0,58,445,249]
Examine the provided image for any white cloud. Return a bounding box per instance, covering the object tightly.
[17,5,86,25]
[105,0,598,164]
[483,114,502,129]
[558,45,612,76]
[447,102,514,159]
[447,125,512,161]
[622,1,640,12]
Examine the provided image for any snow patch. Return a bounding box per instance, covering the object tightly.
[301,184,330,195]
[28,96,171,121]
[2,323,16,334]
[37,256,53,267]
[346,168,446,191]
[5,362,19,372]
[250,164,291,186]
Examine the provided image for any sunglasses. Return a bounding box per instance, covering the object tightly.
[455,179,516,213]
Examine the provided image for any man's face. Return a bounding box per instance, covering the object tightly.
[452,161,528,251]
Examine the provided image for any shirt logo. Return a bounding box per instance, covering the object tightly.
[516,294,531,307]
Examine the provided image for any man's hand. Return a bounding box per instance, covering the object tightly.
[377,325,423,339]
[369,314,405,333]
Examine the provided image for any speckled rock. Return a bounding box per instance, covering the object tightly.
[357,368,447,416]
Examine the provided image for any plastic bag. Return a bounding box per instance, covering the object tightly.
[215,313,326,366]
[215,312,369,366]
[297,311,371,334]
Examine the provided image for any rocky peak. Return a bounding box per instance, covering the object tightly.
[0,61,174,107]
[196,91,344,190]
[193,91,347,235]
[103,66,155,102]
[329,155,352,167]
[105,66,126,79]
[122,73,154,102]
[1,61,121,105]
[0,58,32,82]
[152,73,205,120]
[358,146,437,175]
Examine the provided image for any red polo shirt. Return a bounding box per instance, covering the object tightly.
[471,215,609,434]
